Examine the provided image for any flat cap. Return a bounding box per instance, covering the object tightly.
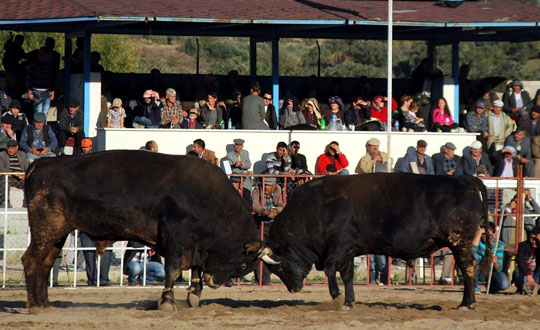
[367,138,380,146]
[233,138,245,145]
[471,140,482,149]
[34,112,46,123]
[444,142,456,150]
[417,139,427,147]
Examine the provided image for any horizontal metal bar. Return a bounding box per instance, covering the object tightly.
[0,17,97,25]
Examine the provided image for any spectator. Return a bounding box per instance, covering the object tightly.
[512,226,540,294]
[432,97,459,132]
[263,91,278,130]
[432,142,463,176]
[302,98,322,129]
[200,92,224,129]
[472,222,509,294]
[227,90,243,129]
[404,101,426,132]
[226,138,252,188]
[252,176,284,285]
[0,114,16,150]
[393,95,413,130]
[90,51,105,74]
[133,90,161,128]
[106,98,126,128]
[519,105,540,138]
[279,96,305,129]
[355,138,388,174]
[58,98,84,151]
[325,164,338,175]
[492,145,518,178]
[123,242,165,285]
[2,100,28,141]
[0,73,13,113]
[396,140,433,174]
[266,141,292,176]
[504,128,534,177]
[487,100,514,153]
[462,140,494,177]
[465,101,489,146]
[183,108,203,129]
[370,255,388,285]
[322,96,345,124]
[145,140,158,152]
[160,88,183,129]
[79,232,112,287]
[370,95,397,125]
[26,37,60,72]
[0,140,29,208]
[315,141,349,175]
[345,96,371,128]
[20,112,57,162]
[289,140,308,174]
[148,68,167,97]
[502,80,533,122]
[2,34,26,96]
[80,138,92,155]
[192,138,218,165]
[26,47,56,116]
[241,82,267,130]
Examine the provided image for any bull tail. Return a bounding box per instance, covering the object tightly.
[477,180,492,276]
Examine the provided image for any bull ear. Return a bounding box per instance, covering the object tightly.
[244,240,263,253]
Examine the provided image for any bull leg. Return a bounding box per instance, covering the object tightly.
[451,246,476,309]
[187,267,203,307]
[338,258,355,310]
[324,264,340,301]
[158,256,182,313]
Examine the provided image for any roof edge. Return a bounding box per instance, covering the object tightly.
[0,17,97,25]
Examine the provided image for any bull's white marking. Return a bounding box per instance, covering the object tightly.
[478,191,483,202]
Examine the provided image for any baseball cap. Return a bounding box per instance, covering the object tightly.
[112,98,122,108]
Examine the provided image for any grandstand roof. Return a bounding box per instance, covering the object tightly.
[1,0,540,41]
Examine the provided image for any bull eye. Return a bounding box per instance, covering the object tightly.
[241,263,247,270]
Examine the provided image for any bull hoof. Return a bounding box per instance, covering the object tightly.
[28,305,53,314]
[187,291,201,308]
[457,305,474,311]
[157,298,177,313]
[341,304,352,311]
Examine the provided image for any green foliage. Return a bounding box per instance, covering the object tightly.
[92,34,140,73]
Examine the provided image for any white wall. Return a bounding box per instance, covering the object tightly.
[71,73,102,138]
[97,129,478,173]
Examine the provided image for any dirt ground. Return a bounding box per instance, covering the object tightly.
[1,284,539,329]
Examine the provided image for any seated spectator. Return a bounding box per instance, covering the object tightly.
[289,140,308,174]
[370,95,390,124]
[503,80,533,122]
[465,101,489,148]
[133,90,161,128]
[262,91,278,130]
[183,108,203,129]
[462,141,494,176]
[160,88,183,128]
[279,96,305,129]
[20,112,57,162]
[226,138,251,188]
[404,101,426,132]
[2,100,27,141]
[322,96,345,124]
[355,138,388,174]
[192,138,218,165]
[487,100,514,153]
[432,142,462,176]
[392,95,412,130]
[266,142,292,179]
[432,97,459,132]
[106,98,126,128]
[519,105,540,138]
[0,114,16,150]
[492,145,518,178]
[472,222,509,294]
[145,140,158,152]
[302,98,322,129]
[315,141,349,175]
[123,241,165,285]
[504,128,534,177]
[396,140,433,175]
[58,98,84,152]
[513,226,540,294]
[200,92,224,129]
[0,140,29,207]
[345,96,371,128]
[0,72,13,114]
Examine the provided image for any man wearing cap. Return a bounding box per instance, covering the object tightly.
[397,140,434,175]
[242,81,268,130]
[2,100,28,141]
[487,99,514,153]
[192,138,218,166]
[81,138,92,155]
[432,142,463,176]
[0,139,29,207]
[502,79,533,121]
[519,105,540,137]
[133,90,162,128]
[504,127,534,177]
[58,98,84,153]
[492,145,518,177]
[0,114,16,150]
[465,101,488,144]
[226,138,251,183]
[160,88,183,128]
[463,140,494,176]
[355,138,389,174]
[20,112,57,162]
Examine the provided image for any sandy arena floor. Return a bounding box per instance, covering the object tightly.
[1,284,539,329]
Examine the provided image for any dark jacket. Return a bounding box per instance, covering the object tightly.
[432,152,463,176]
[290,153,308,173]
[134,98,162,126]
[462,148,494,176]
[344,105,371,127]
[199,103,224,128]
[516,240,540,276]
[0,150,29,172]
[122,241,162,275]
[266,103,278,130]
[20,124,58,152]
[492,150,518,177]
[502,89,533,120]
[182,118,203,129]
[58,108,84,135]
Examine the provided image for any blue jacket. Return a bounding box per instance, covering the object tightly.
[397,146,434,174]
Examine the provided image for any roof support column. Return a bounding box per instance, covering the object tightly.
[64,35,72,109]
[250,37,257,82]
[452,42,460,124]
[427,41,436,66]
[272,38,279,129]
[83,32,91,137]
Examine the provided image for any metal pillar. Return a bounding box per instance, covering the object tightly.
[386,0,393,173]
[250,37,257,82]
[452,42,460,123]
[64,36,72,108]
[272,38,279,126]
[427,41,435,66]
[83,33,91,137]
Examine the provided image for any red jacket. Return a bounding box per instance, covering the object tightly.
[315,153,349,174]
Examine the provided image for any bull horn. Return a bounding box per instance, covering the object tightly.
[258,247,281,265]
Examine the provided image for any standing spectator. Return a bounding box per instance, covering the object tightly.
[123,242,165,285]
[266,142,292,176]
[227,91,243,129]
[396,140,433,174]
[492,145,518,178]
[133,90,161,128]
[487,100,514,153]
[2,34,26,96]
[226,138,252,188]
[145,140,158,152]
[192,138,218,166]
[432,97,459,132]
[26,47,57,117]
[200,92,224,129]
[183,108,202,129]
[263,91,278,130]
[370,254,388,285]
[0,140,29,208]
[289,140,308,174]
[302,98,322,129]
[19,112,57,162]
[504,128,534,177]
[315,141,349,175]
[503,80,533,122]
[79,232,112,286]
[462,140,494,176]
[322,96,345,124]
[106,98,126,128]
[0,73,13,113]
[355,138,388,174]
[472,223,509,294]
[432,142,462,176]
[0,114,16,150]
[2,100,28,141]
[513,226,540,294]
[160,88,183,129]
[345,96,371,128]
[58,98,84,152]
[242,82,267,130]
[279,96,305,129]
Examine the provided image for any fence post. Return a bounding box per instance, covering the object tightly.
[2,174,7,288]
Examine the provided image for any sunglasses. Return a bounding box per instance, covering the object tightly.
[292,145,300,149]
[263,97,272,100]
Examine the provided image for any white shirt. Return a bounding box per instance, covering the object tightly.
[500,158,514,178]
[514,92,523,108]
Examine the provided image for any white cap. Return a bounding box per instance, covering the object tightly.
[471,140,482,149]
[493,100,504,107]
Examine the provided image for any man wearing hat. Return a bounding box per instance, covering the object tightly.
[355,138,389,174]
[58,98,84,154]
[504,127,534,177]
[502,79,533,121]
[81,138,93,155]
[465,101,488,135]
[0,114,16,150]
[20,112,57,162]
[397,139,434,174]
[463,140,494,176]
[2,100,28,141]
[487,99,514,153]
[432,142,463,176]
[493,145,518,177]
[226,138,251,179]
[133,90,162,128]
[0,139,29,207]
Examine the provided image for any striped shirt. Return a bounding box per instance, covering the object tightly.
[473,239,504,272]
[8,154,22,172]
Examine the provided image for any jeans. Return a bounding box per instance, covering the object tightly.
[80,232,112,286]
[26,151,56,163]
[476,270,510,294]
[133,116,159,128]
[513,266,540,292]
[339,168,350,175]
[369,254,388,284]
[32,89,51,116]
[126,261,165,283]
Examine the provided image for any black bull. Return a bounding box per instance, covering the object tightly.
[262,173,491,309]
[22,150,266,312]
